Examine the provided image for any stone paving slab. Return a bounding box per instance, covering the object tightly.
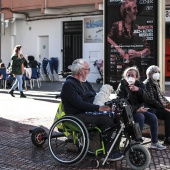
[0,82,170,170]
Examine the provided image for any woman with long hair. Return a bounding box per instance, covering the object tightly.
[9,45,26,98]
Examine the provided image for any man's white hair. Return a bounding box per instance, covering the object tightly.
[68,59,86,75]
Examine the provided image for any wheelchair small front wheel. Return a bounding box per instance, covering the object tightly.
[125,144,151,170]
[48,116,89,166]
[31,127,47,147]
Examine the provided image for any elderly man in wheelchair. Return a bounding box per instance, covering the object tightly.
[30,59,151,169]
[60,59,124,159]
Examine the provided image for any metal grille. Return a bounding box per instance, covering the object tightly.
[63,21,82,72]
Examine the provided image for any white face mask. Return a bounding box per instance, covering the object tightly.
[152,73,160,81]
[126,76,136,85]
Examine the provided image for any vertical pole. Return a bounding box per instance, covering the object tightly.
[158,0,165,92]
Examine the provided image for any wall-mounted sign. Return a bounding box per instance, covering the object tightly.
[104,0,158,89]
[84,17,103,43]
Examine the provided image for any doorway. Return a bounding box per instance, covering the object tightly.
[63,21,82,72]
[38,36,49,63]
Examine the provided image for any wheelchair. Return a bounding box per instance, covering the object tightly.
[30,98,151,169]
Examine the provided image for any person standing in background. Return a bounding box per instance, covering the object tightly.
[8,45,27,98]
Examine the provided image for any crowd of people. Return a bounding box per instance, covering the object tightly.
[1,45,169,161]
[60,58,170,162]
[1,0,167,161]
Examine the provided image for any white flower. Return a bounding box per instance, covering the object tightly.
[93,84,114,106]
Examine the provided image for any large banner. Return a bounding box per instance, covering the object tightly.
[104,0,158,89]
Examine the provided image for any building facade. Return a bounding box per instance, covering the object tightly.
[1,0,170,82]
[1,0,104,82]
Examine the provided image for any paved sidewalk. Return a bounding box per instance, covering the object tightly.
[0,82,170,170]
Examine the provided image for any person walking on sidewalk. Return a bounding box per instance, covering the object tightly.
[8,45,26,98]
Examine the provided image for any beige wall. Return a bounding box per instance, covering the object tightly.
[2,0,103,20]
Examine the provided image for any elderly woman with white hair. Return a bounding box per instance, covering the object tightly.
[143,65,170,145]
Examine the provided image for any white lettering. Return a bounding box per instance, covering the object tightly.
[146,6,153,11]
[139,0,153,4]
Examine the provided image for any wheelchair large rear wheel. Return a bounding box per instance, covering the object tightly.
[48,116,89,166]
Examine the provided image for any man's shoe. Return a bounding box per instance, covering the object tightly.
[8,89,15,97]
[103,151,124,162]
[149,142,166,150]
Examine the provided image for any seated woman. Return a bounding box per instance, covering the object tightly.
[28,55,38,68]
[143,65,170,145]
[0,63,5,68]
[61,58,124,161]
[117,66,165,150]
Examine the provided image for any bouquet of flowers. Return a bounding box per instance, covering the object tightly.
[93,84,114,106]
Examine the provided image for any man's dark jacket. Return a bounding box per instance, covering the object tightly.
[61,76,99,115]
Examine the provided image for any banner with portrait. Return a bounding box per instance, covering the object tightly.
[104,0,158,89]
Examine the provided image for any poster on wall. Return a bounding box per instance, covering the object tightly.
[104,0,158,89]
[84,17,103,43]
